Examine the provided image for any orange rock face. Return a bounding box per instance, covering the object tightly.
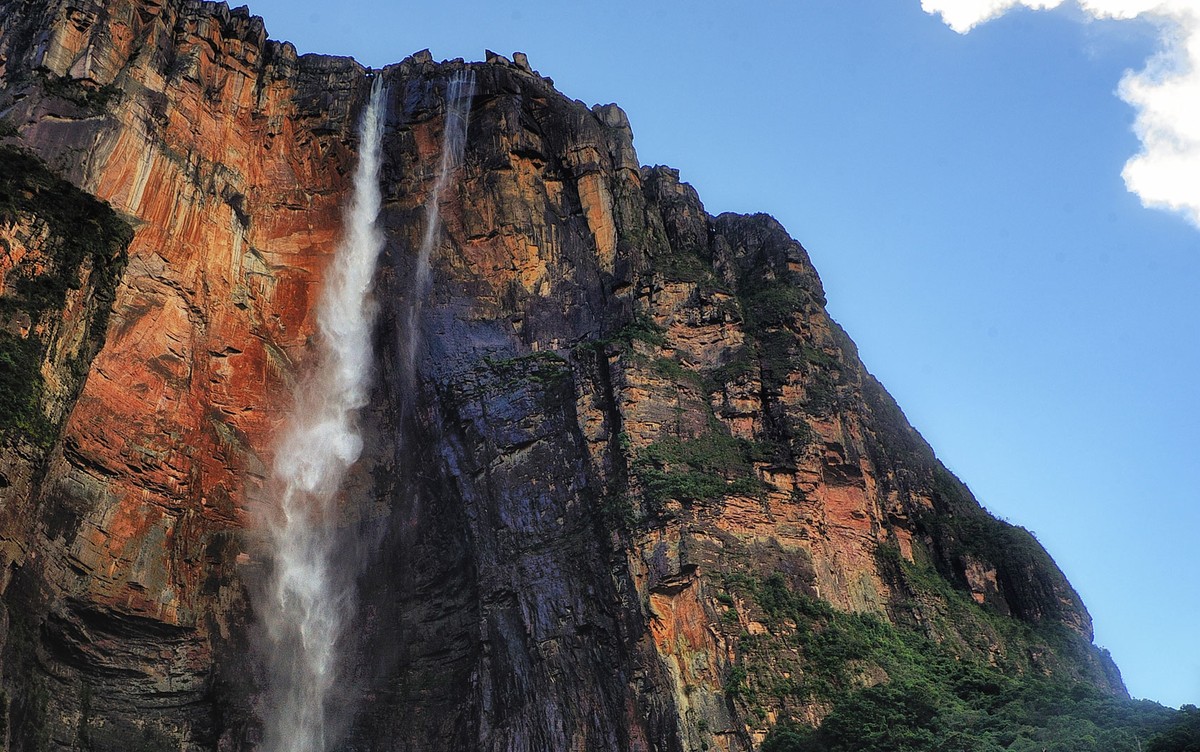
[11,0,367,605]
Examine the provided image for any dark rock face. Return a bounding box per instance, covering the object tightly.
[0,1,1122,750]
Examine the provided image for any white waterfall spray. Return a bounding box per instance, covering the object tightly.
[403,70,476,378]
[259,74,387,752]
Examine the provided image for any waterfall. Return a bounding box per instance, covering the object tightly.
[402,70,476,381]
[259,74,387,752]
[256,69,475,752]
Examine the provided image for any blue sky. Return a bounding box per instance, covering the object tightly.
[243,0,1199,708]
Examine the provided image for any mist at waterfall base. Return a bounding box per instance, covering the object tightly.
[253,71,475,751]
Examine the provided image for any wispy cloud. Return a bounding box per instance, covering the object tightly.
[922,0,1200,228]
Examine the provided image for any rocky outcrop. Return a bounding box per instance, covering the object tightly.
[0,1,1122,750]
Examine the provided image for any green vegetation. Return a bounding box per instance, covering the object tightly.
[725,273,843,418]
[37,72,119,112]
[0,118,18,139]
[906,465,1085,634]
[0,145,131,444]
[652,355,692,383]
[763,675,1180,752]
[648,222,720,286]
[740,281,809,330]
[0,335,53,440]
[612,313,668,348]
[725,571,912,702]
[659,244,717,284]
[1147,705,1200,752]
[478,351,570,388]
[749,333,840,413]
[573,313,668,356]
[927,467,1058,567]
[936,507,1054,568]
[614,311,672,350]
[705,344,757,390]
[720,569,1183,752]
[599,490,639,530]
[450,350,575,408]
[631,429,768,512]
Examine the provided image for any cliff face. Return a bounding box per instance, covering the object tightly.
[0,1,1122,750]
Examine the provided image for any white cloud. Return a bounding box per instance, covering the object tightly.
[923,0,1200,227]
[921,0,1066,33]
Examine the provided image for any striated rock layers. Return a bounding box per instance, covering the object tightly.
[0,1,1122,750]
